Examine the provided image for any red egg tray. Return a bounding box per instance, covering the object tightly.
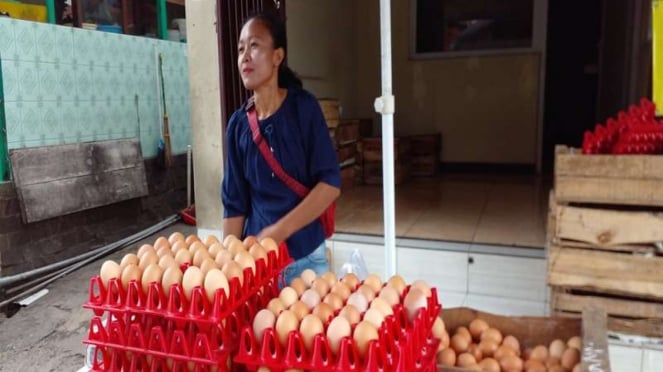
[83,244,292,371]
[234,287,441,372]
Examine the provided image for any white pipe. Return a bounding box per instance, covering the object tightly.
[187,144,192,206]
[377,0,396,279]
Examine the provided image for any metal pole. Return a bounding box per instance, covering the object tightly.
[157,0,168,40]
[376,0,396,279]
[46,0,56,24]
[0,57,8,181]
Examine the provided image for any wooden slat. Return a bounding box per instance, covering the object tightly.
[554,238,656,254]
[548,247,663,300]
[581,306,611,372]
[553,290,663,319]
[556,205,663,247]
[553,310,663,338]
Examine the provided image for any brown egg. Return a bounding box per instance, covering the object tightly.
[386,275,406,296]
[300,289,322,309]
[331,282,351,301]
[242,235,258,249]
[321,272,337,287]
[207,243,224,258]
[411,280,431,297]
[456,326,472,342]
[357,285,376,303]
[339,304,361,325]
[120,254,139,269]
[480,328,503,344]
[120,264,142,290]
[545,356,561,368]
[347,292,368,313]
[222,234,239,248]
[141,264,163,294]
[188,241,207,254]
[548,366,566,372]
[275,310,299,346]
[222,261,244,285]
[300,269,317,286]
[561,347,580,369]
[138,252,158,271]
[185,234,200,246]
[311,278,330,297]
[478,338,499,358]
[572,363,581,372]
[500,355,523,371]
[378,286,400,307]
[524,359,546,372]
[567,336,581,350]
[529,345,549,361]
[204,268,229,303]
[457,352,477,367]
[326,316,351,356]
[363,308,385,329]
[431,317,446,339]
[363,274,383,294]
[437,348,456,366]
[467,343,483,362]
[503,335,521,356]
[451,334,470,354]
[174,249,193,266]
[468,318,489,341]
[267,298,286,316]
[478,357,500,372]
[312,303,335,323]
[440,331,450,350]
[193,248,211,267]
[234,251,256,274]
[353,321,379,357]
[100,260,122,287]
[171,240,187,255]
[300,314,324,352]
[340,273,359,290]
[199,258,217,276]
[252,309,276,342]
[290,277,308,297]
[182,266,204,301]
[549,339,565,359]
[154,237,170,250]
[137,244,155,259]
[249,243,268,262]
[215,250,233,267]
[228,239,246,258]
[279,287,299,308]
[204,234,220,247]
[289,300,310,321]
[168,232,185,245]
[403,288,427,321]
[369,297,394,317]
[322,292,343,311]
[494,345,517,360]
[161,266,183,292]
[259,237,279,258]
[156,246,172,259]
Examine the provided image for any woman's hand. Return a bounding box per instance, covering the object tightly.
[257,222,288,244]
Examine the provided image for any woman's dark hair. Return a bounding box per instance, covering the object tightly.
[244,12,303,89]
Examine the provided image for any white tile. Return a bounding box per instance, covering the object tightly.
[463,293,545,316]
[438,291,466,309]
[643,347,663,372]
[468,253,547,301]
[397,247,468,294]
[609,343,643,372]
[332,241,384,278]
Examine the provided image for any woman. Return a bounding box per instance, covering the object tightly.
[222,12,341,285]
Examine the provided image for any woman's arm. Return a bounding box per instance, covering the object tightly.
[223,216,246,240]
[257,182,340,243]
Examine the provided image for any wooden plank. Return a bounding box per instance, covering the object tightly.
[581,306,611,372]
[554,238,656,254]
[553,310,663,338]
[553,290,663,319]
[548,247,663,300]
[556,205,663,247]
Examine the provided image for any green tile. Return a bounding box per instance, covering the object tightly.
[0,18,17,60]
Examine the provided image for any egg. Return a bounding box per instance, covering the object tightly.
[321,272,337,287]
[279,287,299,308]
[182,266,204,301]
[157,254,177,270]
[549,339,565,359]
[100,260,121,287]
[249,243,268,262]
[386,275,406,296]
[347,292,368,313]
[267,298,286,316]
[193,248,211,267]
[567,336,581,350]
[478,357,500,372]
[137,244,155,259]
[312,303,335,323]
[357,285,376,302]
[572,363,581,372]
[362,308,385,329]
[161,266,183,292]
[467,343,483,362]
[204,268,229,303]
[234,251,256,274]
[468,318,489,341]
[185,234,200,246]
[290,300,310,321]
[451,334,470,354]
[353,321,379,357]
[157,247,174,260]
[242,235,258,248]
[154,237,170,250]
[275,310,299,346]
[369,297,393,317]
[340,273,359,290]
[330,282,351,301]
[289,277,308,297]
[138,251,158,271]
[174,249,193,266]
[339,304,361,325]
[171,240,188,255]
[363,274,383,294]
[503,335,521,356]
[323,293,344,311]
[457,352,477,367]
[440,331,450,350]
[455,326,472,342]
[326,316,351,356]
[188,241,207,254]
[529,345,548,361]
[480,328,503,344]
[410,280,431,297]
[215,250,233,267]
[252,309,276,342]
[301,289,322,309]
[437,348,456,366]
[524,359,546,371]
[259,237,279,258]
[119,254,139,269]
[300,314,324,352]
[549,365,567,372]
[478,339,499,358]
[378,286,400,307]
[228,239,246,258]
[141,264,163,294]
[120,264,141,290]
[431,317,446,338]
[499,355,523,371]
[222,261,244,285]
[561,347,580,369]
[199,258,217,276]
[223,234,239,247]
[300,269,317,286]
[311,278,331,297]
[403,288,427,321]
[204,234,220,247]
[494,345,516,360]
[168,232,185,245]
[207,243,224,258]
[546,356,561,368]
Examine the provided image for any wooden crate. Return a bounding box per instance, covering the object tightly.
[410,154,439,177]
[406,133,441,157]
[362,137,410,162]
[335,120,360,146]
[554,145,663,207]
[318,99,340,124]
[363,161,409,185]
[340,165,355,190]
[336,144,357,167]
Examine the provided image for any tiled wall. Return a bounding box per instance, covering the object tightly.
[0,18,191,157]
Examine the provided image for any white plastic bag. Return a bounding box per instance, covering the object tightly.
[336,249,369,280]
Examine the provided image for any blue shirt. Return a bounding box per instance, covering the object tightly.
[222,87,341,259]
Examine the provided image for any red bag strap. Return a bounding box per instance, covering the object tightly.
[245,98,310,198]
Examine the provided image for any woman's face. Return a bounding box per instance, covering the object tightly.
[237,19,284,91]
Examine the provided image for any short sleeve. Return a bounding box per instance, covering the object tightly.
[304,93,341,189]
[222,112,251,218]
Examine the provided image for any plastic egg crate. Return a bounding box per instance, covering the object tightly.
[234,287,441,372]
